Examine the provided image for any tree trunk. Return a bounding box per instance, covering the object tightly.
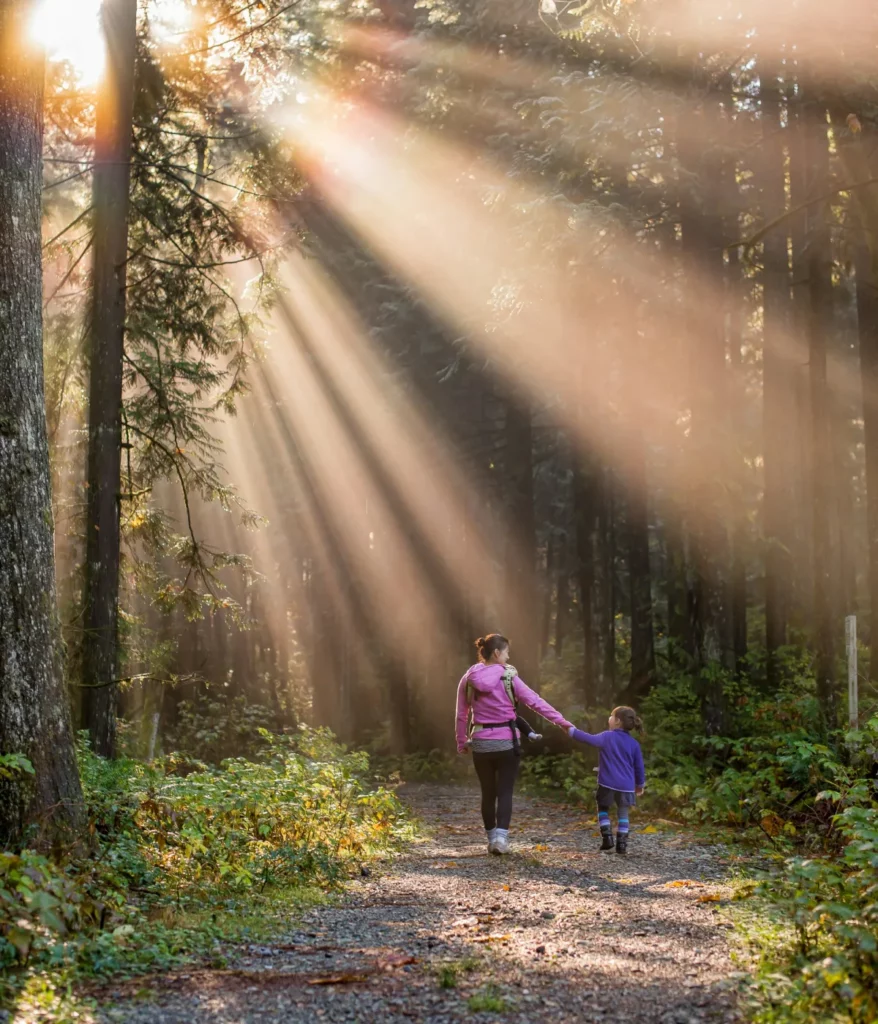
[0,3,84,846]
[678,92,734,731]
[598,468,616,697]
[572,458,598,703]
[760,67,794,682]
[802,97,837,726]
[540,529,556,661]
[554,532,570,657]
[81,0,138,757]
[503,395,539,684]
[856,244,878,664]
[726,244,749,675]
[627,428,655,700]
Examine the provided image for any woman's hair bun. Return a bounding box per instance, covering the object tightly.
[475,633,509,661]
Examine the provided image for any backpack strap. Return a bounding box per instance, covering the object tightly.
[501,665,519,710]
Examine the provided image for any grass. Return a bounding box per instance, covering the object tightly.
[435,952,481,989]
[467,984,508,1013]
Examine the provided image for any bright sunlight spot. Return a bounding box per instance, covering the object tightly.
[29,0,104,84]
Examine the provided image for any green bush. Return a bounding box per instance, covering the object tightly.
[743,789,878,1023]
[1,727,412,1008]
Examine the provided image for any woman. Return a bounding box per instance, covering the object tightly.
[456,633,573,854]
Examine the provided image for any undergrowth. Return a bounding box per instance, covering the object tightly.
[1,727,413,1017]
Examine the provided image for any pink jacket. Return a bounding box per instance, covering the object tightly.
[455,663,573,752]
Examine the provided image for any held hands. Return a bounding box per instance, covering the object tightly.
[567,725,577,737]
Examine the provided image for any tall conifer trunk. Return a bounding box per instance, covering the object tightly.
[802,96,837,726]
[759,64,794,682]
[82,0,137,756]
[0,0,84,845]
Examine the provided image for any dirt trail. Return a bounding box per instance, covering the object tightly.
[96,783,741,1024]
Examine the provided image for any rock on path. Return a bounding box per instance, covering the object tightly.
[95,783,740,1024]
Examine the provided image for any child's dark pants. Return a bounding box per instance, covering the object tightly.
[472,749,520,830]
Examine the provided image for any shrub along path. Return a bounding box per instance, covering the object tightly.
[94,783,741,1024]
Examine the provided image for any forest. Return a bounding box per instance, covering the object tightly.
[2,0,878,1020]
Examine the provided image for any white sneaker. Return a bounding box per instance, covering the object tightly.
[486,828,497,854]
[492,830,510,855]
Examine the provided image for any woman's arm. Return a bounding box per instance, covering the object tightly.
[568,728,608,748]
[455,673,471,752]
[513,677,573,731]
[634,743,645,789]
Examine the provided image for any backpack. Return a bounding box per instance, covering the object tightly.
[466,665,521,753]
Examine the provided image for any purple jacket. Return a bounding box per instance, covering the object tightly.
[456,663,573,752]
[570,728,645,792]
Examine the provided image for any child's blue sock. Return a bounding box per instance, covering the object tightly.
[598,811,611,835]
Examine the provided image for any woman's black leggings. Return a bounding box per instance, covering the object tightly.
[472,749,520,830]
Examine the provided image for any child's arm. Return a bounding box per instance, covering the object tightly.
[567,727,608,748]
[634,742,645,791]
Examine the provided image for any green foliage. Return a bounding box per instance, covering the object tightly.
[1,728,411,1009]
[741,795,878,1023]
[467,985,508,1013]
[0,754,35,781]
[435,953,479,989]
[378,749,469,783]
[167,693,279,763]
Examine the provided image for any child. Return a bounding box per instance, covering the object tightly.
[567,706,645,855]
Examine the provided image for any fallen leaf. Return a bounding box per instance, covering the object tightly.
[502,884,511,891]
[697,894,722,903]
[642,825,658,834]
[377,955,418,970]
[666,880,702,888]
[471,933,511,943]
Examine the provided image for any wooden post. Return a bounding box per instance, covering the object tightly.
[846,615,858,730]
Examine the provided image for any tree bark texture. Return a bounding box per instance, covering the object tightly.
[503,395,539,685]
[82,0,138,757]
[856,245,878,665]
[0,1,84,846]
[802,99,837,726]
[627,430,656,700]
[759,68,794,679]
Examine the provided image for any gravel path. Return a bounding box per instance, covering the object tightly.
[94,783,741,1024]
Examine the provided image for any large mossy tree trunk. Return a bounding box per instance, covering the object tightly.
[81,0,138,757]
[0,0,84,847]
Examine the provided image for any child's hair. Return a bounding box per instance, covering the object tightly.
[612,706,643,733]
[475,633,509,662]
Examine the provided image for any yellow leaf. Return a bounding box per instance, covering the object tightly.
[666,880,701,888]
[697,894,722,903]
[642,825,658,834]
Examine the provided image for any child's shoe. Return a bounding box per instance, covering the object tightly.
[600,832,615,851]
[615,832,628,855]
